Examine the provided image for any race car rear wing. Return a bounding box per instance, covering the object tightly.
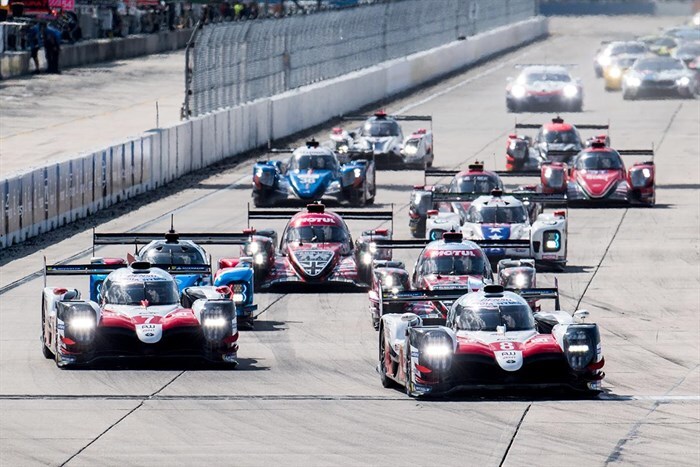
[515,123,609,130]
[431,191,567,206]
[247,205,394,231]
[341,114,432,122]
[617,149,654,162]
[424,168,542,180]
[43,260,212,286]
[379,286,560,316]
[372,238,532,251]
[93,231,251,247]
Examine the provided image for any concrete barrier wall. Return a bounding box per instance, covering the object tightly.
[538,2,656,16]
[0,29,192,80]
[0,16,548,249]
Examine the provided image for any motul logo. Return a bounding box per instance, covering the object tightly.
[431,250,476,257]
[303,217,335,223]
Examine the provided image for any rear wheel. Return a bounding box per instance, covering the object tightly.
[404,342,414,397]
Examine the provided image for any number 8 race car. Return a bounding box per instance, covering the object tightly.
[377,285,604,397]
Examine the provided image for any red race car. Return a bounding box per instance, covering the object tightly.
[228,204,393,291]
[538,141,655,206]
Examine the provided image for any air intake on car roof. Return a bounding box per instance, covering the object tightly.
[131,261,151,272]
[307,204,326,213]
[483,284,505,296]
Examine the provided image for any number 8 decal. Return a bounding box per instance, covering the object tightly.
[499,342,514,350]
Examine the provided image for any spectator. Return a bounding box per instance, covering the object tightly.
[233,1,243,20]
[41,23,62,74]
[26,22,43,74]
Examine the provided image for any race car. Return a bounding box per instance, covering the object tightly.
[594,41,648,77]
[622,56,695,100]
[41,261,240,368]
[234,203,393,291]
[505,65,583,112]
[335,111,433,168]
[446,190,568,269]
[252,140,376,207]
[91,226,258,328]
[366,231,541,330]
[509,116,610,167]
[538,141,655,206]
[603,55,641,91]
[377,284,605,397]
[408,162,508,238]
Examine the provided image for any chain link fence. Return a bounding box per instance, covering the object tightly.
[183,0,537,118]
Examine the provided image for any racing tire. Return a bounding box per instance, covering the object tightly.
[410,218,426,239]
[379,331,396,389]
[41,302,54,359]
[404,340,415,397]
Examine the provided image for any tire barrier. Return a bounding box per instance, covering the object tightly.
[1,17,547,249]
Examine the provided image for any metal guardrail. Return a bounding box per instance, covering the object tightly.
[182,0,537,118]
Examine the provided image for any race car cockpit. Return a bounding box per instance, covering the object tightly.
[361,120,401,137]
[101,278,180,306]
[454,302,536,332]
[575,152,623,170]
[465,204,529,224]
[420,254,488,276]
[140,242,208,265]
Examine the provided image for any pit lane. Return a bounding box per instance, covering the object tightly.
[1,15,698,466]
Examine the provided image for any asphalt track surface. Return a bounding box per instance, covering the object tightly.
[1,16,699,466]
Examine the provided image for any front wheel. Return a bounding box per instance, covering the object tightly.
[379,332,395,388]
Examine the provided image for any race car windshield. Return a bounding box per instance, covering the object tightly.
[450,176,499,194]
[455,303,535,331]
[525,73,570,83]
[286,225,347,243]
[422,254,486,276]
[613,57,637,68]
[289,155,338,171]
[361,121,400,137]
[104,280,180,305]
[466,205,528,224]
[634,58,684,71]
[576,152,623,170]
[141,244,206,265]
[544,130,580,145]
[677,43,700,56]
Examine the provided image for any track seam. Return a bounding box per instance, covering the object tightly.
[59,400,145,466]
[499,403,532,467]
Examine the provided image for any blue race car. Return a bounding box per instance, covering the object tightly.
[252,140,376,207]
[91,228,259,328]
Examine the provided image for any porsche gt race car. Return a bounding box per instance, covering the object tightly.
[408,162,509,238]
[236,203,393,291]
[336,111,433,169]
[505,65,583,112]
[538,142,655,206]
[91,227,258,327]
[252,140,376,207]
[508,116,610,168]
[41,261,240,368]
[603,55,640,91]
[377,284,605,397]
[622,56,695,99]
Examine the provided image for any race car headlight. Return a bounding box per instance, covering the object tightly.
[626,76,641,87]
[326,180,341,194]
[203,317,228,328]
[247,242,260,254]
[70,316,96,331]
[424,344,451,358]
[510,85,526,99]
[337,145,348,154]
[563,84,578,98]
[230,283,248,305]
[608,67,622,79]
[564,325,598,371]
[361,252,373,265]
[383,275,394,288]
[403,145,418,156]
[543,166,565,189]
[543,230,562,252]
[630,167,653,188]
[598,55,611,67]
[677,76,691,87]
[201,300,234,342]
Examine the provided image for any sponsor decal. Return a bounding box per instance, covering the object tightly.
[429,249,476,257]
[300,217,336,224]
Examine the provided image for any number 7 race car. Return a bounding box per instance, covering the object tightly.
[377,285,604,397]
[41,261,240,368]
[226,204,394,291]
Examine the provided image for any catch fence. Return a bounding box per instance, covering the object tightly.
[183,0,537,117]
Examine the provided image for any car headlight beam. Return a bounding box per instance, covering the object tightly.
[563,84,578,98]
[510,85,526,99]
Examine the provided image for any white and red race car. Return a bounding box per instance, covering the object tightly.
[42,261,239,368]
[377,284,605,397]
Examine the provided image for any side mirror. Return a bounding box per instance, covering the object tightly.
[574,309,590,323]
